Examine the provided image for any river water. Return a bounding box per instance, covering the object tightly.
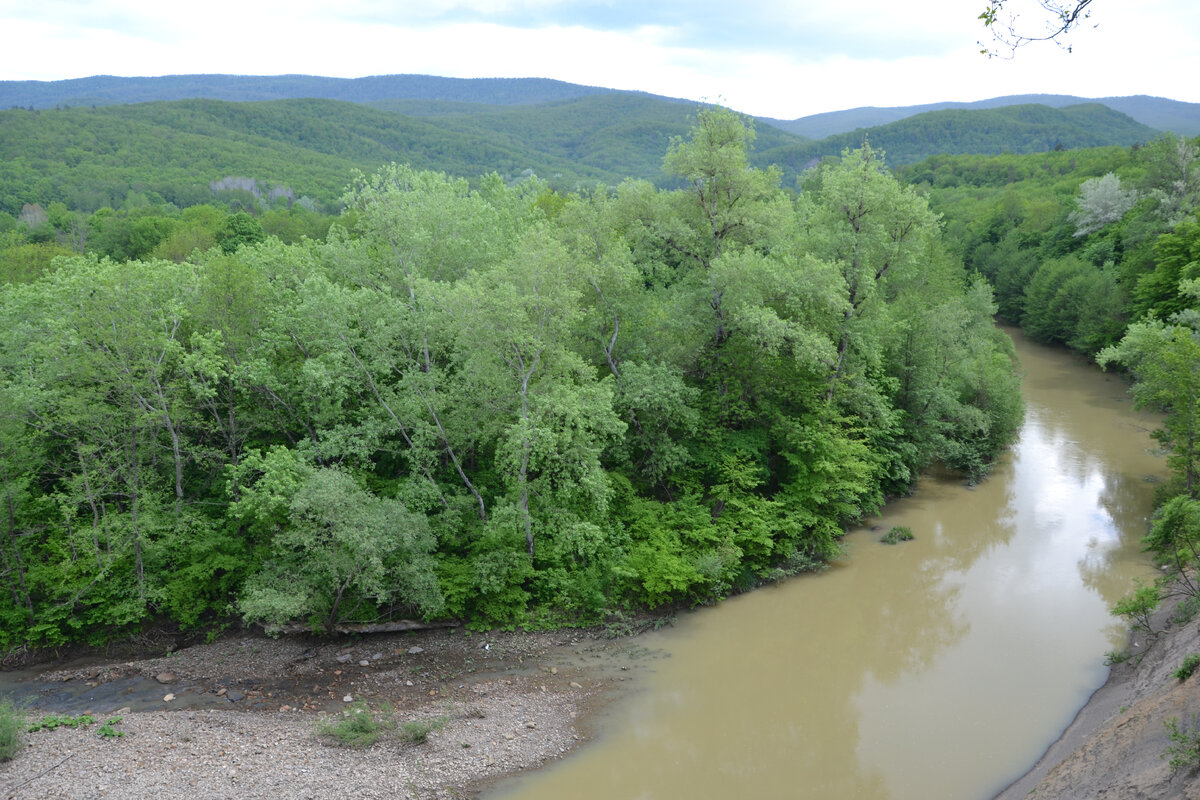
[491,328,1165,800]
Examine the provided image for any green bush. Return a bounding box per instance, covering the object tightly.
[881,526,915,545]
[1176,654,1200,681]
[0,700,24,762]
[1111,581,1161,635]
[315,704,395,748]
[1163,715,1200,773]
[398,715,450,744]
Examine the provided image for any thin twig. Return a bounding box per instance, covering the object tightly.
[3,752,75,798]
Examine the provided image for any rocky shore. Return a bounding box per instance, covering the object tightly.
[0,626,657,799]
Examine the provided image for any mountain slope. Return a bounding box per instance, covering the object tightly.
[0,98,641,212]
[755,103,1159,170]
[766,93,1200,138]
[0,73,630,109]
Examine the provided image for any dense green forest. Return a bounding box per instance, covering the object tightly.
[0,95,1159,227]
[762,104,1157,169]
[0,109,1026,648]
[906,133,1200,620]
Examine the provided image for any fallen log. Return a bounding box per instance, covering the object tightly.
[268,619,461,636]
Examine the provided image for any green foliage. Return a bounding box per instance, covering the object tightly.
[0,110,1026,645]
[1175,654,1200,681]
[398,715,450,744]
[216,211,265,253]
[27,713,95,732]
[1103,648,1133,666]
[1163,715,1200,773]
[881,526,915,544]
[0,700,24,762]
[1111,581,1162,635]
[315,704,396,748]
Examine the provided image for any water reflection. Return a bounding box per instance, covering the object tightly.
[493,330,1162,800]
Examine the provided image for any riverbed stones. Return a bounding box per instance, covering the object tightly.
[156,672,177,684]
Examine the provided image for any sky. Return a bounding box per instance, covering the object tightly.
[2,0,1198,120]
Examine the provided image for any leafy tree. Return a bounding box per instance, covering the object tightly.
[216,211,265,253]
[1099,317,1200,498]
[234,448,442,633]
[1068,173,1138,237]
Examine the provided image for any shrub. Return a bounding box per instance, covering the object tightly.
[398,715,450,744]
[0,700,24,762]
[1111,581,1161,635]
[315,704,395,748]
[1176,654,1200,681]
[881,526,915,545]
[1163,715,1200,773]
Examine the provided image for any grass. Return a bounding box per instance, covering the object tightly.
[880,526,915,545]
[1104,648,1133,666]
[0,700,24,762]
[398,715,450,744]
[314,703,451,748]
[315,703,395,748]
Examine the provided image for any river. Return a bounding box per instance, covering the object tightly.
[490,328,1165,800]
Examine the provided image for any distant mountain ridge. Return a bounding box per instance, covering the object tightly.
[3,75,1196,136]
[757,103,1158,169]
[0,73,662,109]
[765,93,1200,138]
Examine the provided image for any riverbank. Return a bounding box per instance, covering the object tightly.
[995,590,1200,800]
[0,625,660,799]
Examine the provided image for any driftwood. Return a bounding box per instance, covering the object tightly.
[269,619,461,636]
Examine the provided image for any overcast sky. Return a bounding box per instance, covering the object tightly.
[2,0,1198,119]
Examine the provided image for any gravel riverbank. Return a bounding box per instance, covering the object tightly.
[0,626,658,799]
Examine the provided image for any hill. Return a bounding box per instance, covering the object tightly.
[765,93,1200,138]
[0,73,626,109]
[0,95,809,214]
[755,104,1159,170]
[0,98,626,212]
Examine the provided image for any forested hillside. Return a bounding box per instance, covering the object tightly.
[0,110,1023,647]
[760,104,1158,169]
[0,74,621,109]
[0,95,1158,227]
[0,98,644,213]
[769,94,1200,139]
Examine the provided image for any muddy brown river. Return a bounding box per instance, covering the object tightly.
[491,328,1165,800]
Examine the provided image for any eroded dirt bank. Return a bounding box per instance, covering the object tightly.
[996,593,1200,800]
[0,625,661,799]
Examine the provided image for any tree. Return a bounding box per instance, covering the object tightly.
[216,211,265,254]
[1099,318,1200,498]
[234,448,442,634]
[1068,173,1138,237]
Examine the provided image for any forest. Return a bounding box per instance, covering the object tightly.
[0,108,1028,648]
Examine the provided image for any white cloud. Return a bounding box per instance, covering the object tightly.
[2,0,1198,118]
